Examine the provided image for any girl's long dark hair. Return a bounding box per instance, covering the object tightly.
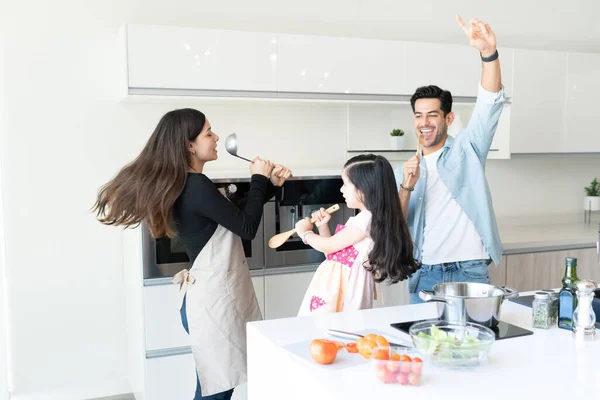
[92,108,206,238]
[344,154,419,283]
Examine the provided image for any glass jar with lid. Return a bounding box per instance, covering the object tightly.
[532,291,553,329]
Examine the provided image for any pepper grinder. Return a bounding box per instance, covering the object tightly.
[572,279,598,341]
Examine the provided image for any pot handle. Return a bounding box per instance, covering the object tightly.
[418,290,455,306]
[500,286,519,300]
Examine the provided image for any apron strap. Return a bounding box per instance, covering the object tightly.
[172,269,196,310]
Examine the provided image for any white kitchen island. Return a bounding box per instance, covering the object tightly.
[246,299,600,400]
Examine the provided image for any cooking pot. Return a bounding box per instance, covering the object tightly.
[419,282,519,327]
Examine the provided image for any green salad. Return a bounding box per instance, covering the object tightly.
[414,325,489,367]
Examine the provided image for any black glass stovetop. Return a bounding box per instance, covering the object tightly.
[390,319,534,340]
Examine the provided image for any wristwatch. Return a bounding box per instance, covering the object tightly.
[481,50,499,62]
[400,183,414,192]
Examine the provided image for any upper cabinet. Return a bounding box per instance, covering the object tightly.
[510,50,600,154]
[510,50,568,154]
[404,44,513,98]
[125,24,278,93]
[565,52,600,153]
[276,34,406,95]
[123,24,505,101]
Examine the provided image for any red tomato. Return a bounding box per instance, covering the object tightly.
[309,339,338,365]
[386,359,400,373]
[398,354,412,362]
[376,366,394,384]
[395,372,409,385]
[408,372,421,386]
[372,347,390,360]
[345,342,358,353]
[411,361,423,374]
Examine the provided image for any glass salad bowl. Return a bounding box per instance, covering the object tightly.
[409,320,495,369]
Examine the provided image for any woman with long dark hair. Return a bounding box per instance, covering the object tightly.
[93,108,291,399]
[296,154,418,315]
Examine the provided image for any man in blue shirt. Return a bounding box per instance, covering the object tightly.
[397,16,505,303]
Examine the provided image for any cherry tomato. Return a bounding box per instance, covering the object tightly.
[395,372,409,385]
[371,347,390,360]
[408,372,421,386]
[411,361,423,374]
[376,366,394,384]
[345,342,358,353]
[387,359,400,373]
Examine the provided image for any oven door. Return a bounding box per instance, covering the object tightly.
[142,218,264,279]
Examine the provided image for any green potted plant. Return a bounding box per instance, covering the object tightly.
[584,177,600,211]
[390,128,405,150]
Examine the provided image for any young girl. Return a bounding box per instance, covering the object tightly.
[296,154,419,315]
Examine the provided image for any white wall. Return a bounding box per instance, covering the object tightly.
[1,1,599,400]
[0,15,11,400]
[2,2,136,398]
[487,155,600,218]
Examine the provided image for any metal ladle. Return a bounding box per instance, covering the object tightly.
[224,133,252,163]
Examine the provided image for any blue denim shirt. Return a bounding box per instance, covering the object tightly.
[395,84,505,266]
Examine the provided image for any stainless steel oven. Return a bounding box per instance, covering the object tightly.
[263,177,355,268]
[142,179,265,279]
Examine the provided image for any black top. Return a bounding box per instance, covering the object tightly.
[173,173,275,264]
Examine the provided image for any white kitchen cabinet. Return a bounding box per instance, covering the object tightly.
[510,50,568,154]
[373,281,409,308]
[404,43,514,98]
[144,285,190,351]
[404,42,480,97]
[277,34,406,95]
[505,247,598,292]
[264,271,315,319]
[145,353,197,400]
[251,275,265,317]
[126,24,277,93]
[565,52,600,153]
[497,47,514,99]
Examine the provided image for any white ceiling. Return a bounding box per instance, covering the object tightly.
[129,0,600,52]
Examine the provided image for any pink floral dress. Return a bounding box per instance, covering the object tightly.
[298,210,374,316]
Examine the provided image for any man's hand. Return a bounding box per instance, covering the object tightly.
[402,155,420,190]
[456,15,497,58]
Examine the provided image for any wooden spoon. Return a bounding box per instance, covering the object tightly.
[267,204,340,249]
[407,135,423,182]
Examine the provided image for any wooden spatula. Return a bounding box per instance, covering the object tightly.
[267,204,340,249]
[406,135,423,183]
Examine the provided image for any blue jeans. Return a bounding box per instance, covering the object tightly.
[408,259,492,304]
[181,294,234,400]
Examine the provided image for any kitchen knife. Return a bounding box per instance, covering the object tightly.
[327,329,413,349]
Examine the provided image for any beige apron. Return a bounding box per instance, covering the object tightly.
[172,223,262,396]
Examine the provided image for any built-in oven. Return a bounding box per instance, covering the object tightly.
[263,177,355,268]
[142,179,265,279]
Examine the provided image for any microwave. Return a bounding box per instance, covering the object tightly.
[142,180,266,280]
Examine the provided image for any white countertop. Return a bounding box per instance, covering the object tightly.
[498,213,598,253]
[247,299,599,399]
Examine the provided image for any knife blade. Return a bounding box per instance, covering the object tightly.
[327,329,413,349]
